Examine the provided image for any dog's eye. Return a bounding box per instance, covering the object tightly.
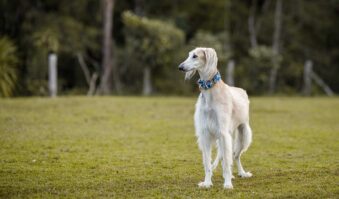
[192,54,197,58]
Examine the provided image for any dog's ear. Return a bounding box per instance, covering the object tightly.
[185,70,196,80]
[204,48,218,69]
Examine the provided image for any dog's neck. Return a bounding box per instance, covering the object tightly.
[197,70,221,90]
[197,67,218,81]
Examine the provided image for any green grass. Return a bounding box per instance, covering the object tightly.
[0,97,338,198]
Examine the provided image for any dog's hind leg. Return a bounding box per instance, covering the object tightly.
[234,123,253,178]
[220,131,233,189]
[198,135,213,188]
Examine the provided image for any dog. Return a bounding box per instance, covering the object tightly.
[178,47,253,189]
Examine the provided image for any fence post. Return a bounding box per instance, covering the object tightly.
[303,60,312,96]
[226,59,235,86]
[48,52,58,97]
[303,59,334,96]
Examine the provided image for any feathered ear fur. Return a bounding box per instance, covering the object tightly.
[203,48,218,79]
[204,48,218,67]
[185,70,196,80]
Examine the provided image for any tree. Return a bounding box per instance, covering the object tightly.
[269,0,283,94]
[1,0,339,96]
[133,0,152,95]
[247,0,285,93]
[99,0,121,94]
[248,0,258,48]
[0,37,18,97]
[28,13,100,96]
[122,11,184,95]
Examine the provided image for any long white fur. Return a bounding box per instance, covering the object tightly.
[179,47,253,189]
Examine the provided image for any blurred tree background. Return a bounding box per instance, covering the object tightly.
[0,0,338,97]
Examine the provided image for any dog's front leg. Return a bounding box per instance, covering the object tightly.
[198,135,213,188]
[220,131,233,189]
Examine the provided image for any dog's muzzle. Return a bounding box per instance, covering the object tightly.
[178,63,185,71]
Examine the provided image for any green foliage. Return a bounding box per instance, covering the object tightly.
[122,11,184,69]
[245,45,283,94]
[1,0,339,95]
[122,11,185,94]
[0,97,338,197]
[31,14,99,54]
[26,13,100,95]
[189,31,223,56]
[33,28,59,53]
[189,31,232,67]
[0,37,18,97]
[249,46,274,62]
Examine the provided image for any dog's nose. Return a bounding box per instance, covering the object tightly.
[178,63,185,71]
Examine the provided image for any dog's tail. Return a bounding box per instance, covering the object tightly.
[212,140,221,170]
[234,123,253,159]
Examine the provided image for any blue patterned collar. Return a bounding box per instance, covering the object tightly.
[197,71,221,90]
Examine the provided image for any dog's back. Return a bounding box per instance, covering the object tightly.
[228,85,250,129]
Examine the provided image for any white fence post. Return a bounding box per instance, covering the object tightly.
[48,53,58,97]
[226,59,235,86]
[143,66,152,95]
[303,60,312,96]
[303,59,334,96]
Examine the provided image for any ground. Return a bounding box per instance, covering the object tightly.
[0,97,338,198]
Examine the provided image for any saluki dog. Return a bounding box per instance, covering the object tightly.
[178,47,253,189]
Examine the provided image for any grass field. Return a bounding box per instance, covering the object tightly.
[0,97,338,198]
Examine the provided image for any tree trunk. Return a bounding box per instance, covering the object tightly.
[88,72,99,96]
[135,0,152,95]
[111,41,122,94]
[248,0,271,49]
[311,71,334,96]
[76,52,99,96]
[48,52,57,97]
[255,0,271,34]
[226,60,235,86]
[77,52,91,85]
[269,0,282,94]
[224,0,231,52]
[100,0,121,95]
[269,59,279,94]
[142,66,152,95]
[248,0,258,48]
[135,0,144,16]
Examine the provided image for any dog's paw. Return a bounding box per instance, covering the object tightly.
[238,171,252,178]
[223,182,233,189]
[198,181,213,188]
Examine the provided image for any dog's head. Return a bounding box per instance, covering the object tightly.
[178,47,218,80]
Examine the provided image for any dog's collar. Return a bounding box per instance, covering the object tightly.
[197,71,221,90]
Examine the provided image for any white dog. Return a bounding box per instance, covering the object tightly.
[178,47,253,189]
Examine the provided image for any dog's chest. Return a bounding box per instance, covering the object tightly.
[195,93,220,135]
[203,106,218,132]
